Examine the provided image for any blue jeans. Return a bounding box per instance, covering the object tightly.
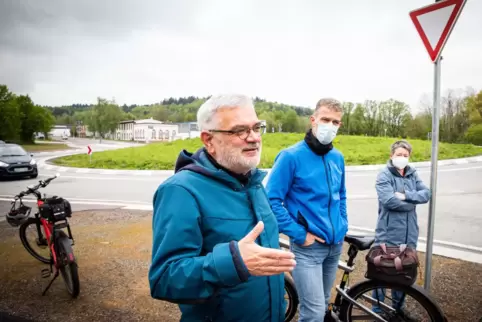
[372,288,406,313]
[290,241,343,322]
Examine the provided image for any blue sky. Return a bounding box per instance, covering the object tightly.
[1,0,480,113]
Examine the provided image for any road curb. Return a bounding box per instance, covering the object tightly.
[37,154,482,175]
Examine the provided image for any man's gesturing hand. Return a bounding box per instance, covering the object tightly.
[238,221,296,276]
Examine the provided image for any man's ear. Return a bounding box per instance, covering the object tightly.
[200,131,214,152]
[310,115,317,128]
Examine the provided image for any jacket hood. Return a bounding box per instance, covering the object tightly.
[386,159,416,177]
[174,147,266,189]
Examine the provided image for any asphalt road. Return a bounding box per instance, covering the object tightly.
[1,145,481,249]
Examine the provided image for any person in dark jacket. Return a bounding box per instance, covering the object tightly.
[148,94,296,322]
[266,98,348,322]
[372,139,431,316]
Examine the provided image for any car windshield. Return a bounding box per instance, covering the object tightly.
[0,146,28,157]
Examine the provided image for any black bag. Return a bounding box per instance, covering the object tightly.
[39,197,72,222]
[365,243,419,286]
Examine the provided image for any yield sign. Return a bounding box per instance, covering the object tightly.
[409,0,466,62]
[87,145,92,155]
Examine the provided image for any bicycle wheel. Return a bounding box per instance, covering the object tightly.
[339,279,446,322]
[19,217,50,264]
[56,231,80,298]
[284,273,298,322]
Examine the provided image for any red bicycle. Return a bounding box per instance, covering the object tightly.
[6,173,80,298]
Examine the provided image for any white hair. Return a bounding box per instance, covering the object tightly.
[196,94,255,131]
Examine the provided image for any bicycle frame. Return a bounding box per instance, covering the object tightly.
[11,174,80,298]
[279,238,388,322]
[16,175,74,270]
[36,200,59,267]
[331,243,388,322]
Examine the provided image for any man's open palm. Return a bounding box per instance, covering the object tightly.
[238,221,296,276]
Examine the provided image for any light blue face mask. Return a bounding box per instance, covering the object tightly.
[315,122,339,145]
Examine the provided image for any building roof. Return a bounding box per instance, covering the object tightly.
[119,118,165,124]
[135,118,164,124]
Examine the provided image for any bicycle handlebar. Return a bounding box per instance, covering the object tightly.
[14,173,60,200]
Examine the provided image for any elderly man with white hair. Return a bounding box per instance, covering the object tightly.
[148,94,296,322]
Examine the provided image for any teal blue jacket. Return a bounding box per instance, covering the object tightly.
[148,148,285,322]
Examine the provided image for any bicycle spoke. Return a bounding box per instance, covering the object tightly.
[348,285,433,321]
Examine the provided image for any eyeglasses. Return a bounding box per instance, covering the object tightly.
[209,123,266,140]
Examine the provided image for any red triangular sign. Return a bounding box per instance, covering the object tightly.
[409,0,466,62]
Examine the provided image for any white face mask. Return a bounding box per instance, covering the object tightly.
[392,156,409,170]
[315,122,338,145]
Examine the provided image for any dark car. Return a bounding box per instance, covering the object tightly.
[0,144,38,179]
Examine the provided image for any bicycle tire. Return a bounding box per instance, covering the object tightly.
[284,273,298,322]
[338,279,446,322]
[19,217,50,264]
[56,231,80,298]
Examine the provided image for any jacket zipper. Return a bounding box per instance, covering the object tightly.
[322,155,335,244]
[405,213,409,244]
[402,181,409,244]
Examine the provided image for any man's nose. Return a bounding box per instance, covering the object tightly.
[246,130,261,142]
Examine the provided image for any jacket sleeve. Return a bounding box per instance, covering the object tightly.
[404,171,431,204]
[265,150,307,245]
[148,183,248,303]
[375,171,416,212]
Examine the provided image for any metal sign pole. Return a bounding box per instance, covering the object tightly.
[424,56,442,291]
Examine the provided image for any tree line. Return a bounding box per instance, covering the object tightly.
[1,83,481,145]
[0,85,56,143]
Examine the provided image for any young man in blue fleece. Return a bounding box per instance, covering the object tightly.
[148,94,296,322]
[266,98,348,322]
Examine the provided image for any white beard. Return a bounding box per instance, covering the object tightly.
[216,143,262,174]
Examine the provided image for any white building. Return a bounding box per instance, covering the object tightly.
[49,125,71,138]
[174,122,200,139]
[115,118,179,142]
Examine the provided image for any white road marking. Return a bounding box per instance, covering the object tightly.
[0,195,150,204]
[350,165,482,177]
[121,205,153,210]
[2,196,480,262]
[0,197,152,209]
[348,225,482,252]
[36,173,163,181]
[454,159,469,164]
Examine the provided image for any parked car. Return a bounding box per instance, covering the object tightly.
[0,143,38,179]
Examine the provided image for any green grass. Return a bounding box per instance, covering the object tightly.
[22,143,70,152]
[51,133,482,170]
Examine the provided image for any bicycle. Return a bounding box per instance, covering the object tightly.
[5,173,80,298]
[282,235,447,322]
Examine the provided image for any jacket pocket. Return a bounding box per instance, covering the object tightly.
[297,210,309,230]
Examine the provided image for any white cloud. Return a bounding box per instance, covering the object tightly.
[0,0,480,112]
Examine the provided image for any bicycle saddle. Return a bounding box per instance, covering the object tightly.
[344,234,375,251]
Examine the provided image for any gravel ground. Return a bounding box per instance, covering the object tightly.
[0,209,481,322]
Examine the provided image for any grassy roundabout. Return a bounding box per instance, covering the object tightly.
[51,133,482,170]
